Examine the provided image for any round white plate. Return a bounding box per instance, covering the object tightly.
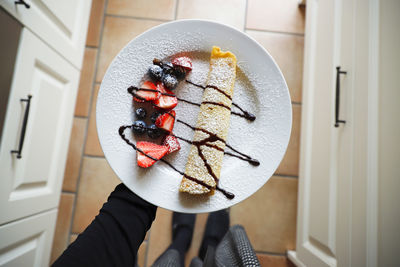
[97,20,292,213]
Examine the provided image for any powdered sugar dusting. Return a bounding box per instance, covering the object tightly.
[96,20,292,213]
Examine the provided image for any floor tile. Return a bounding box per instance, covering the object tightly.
[246,0,305,34]
[75,48,98,117]
[86,0,106,47]
[247,30,304,103]
[62,117,87,192]
[137,241,148,267]
[72,157,120,233]
[107,0,176,20]
[230,176,298,253]
[70,234,78,244]
[176,0,246,30]
[146,208,173,266]
[257,253,296,267]
[85,84,103,156]
[96,16,162,82]
[50,193,75,264]
[275,104,301,176]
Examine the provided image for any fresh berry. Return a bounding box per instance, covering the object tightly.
[148,65,163,81]
[133,81,160,102]
[150,111,162,123]
[153,83,178,110]
[172,65,186,80]
[172,56,192,72]
[162,74,178,90]
[132,120,147,135]
[162,135,181,154]
[136,141,168,168]
[135,107,147,119]
[155,110,176,133]
[161,62,174,75]
[147,124,162,139]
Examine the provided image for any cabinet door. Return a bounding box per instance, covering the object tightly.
[0,29,79,225]
[0,209,57,267]
[288,0,354,266]
[0,0,92,69]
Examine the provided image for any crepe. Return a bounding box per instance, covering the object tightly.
[180,46,237,194]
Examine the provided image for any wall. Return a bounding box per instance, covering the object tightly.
[378,0,400,266]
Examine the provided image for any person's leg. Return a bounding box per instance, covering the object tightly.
[198,209,230,261]
[151,212,195,267]
[169,212,196,262]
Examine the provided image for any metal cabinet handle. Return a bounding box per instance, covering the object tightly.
[11,95,32,159]
[14,0,30,9]
[334,66,347,127]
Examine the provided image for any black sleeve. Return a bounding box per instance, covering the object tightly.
[52,183,157,267]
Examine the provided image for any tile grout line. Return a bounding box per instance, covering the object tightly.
[243,0,248,32]
[61,190,76,195]
[83,154,105,159]
[105,13,171,23]
[74,115,88,119]
[67,0,109,244]
[245,27,305,37]
[143,238,149,267]
[174,0,179,20]
[255,250,287,256]
[273,173,299,179]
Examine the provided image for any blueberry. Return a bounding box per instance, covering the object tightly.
[148,65,163,81]
[147,124,162,139]
[162,62,174,75]
[150,111,161,123]
[132,120,146,135]
[135,107,147,119]
[162,74,178,90]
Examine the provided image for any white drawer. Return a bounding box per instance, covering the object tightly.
[1,0,92,69]
[0,209,57,267]
[0,29,79,225]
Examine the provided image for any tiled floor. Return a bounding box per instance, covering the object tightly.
[50,0,304,266]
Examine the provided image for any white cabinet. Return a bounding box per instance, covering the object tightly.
[288,0,378,266]
[0,2,91,266]
[0,210,57,267]
[0,29,79,225]
[1,0,92,69]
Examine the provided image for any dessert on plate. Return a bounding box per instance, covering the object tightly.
[119,46,258,199]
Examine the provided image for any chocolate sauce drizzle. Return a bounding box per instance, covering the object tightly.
[127,82,256,121]
[176,119,260,166]
[185,80,256,121]
[118,125,234,199]
[122,79,259,200]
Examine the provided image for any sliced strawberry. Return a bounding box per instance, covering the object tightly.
[153,82,178,110]
[155,110,176,133]
[133,81,160,102]
[172,56,192,72]
[162,135,181,154]
[136,141,168,168]
[133,97,145,103]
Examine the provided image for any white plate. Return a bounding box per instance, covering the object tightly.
[97,20,292,213]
